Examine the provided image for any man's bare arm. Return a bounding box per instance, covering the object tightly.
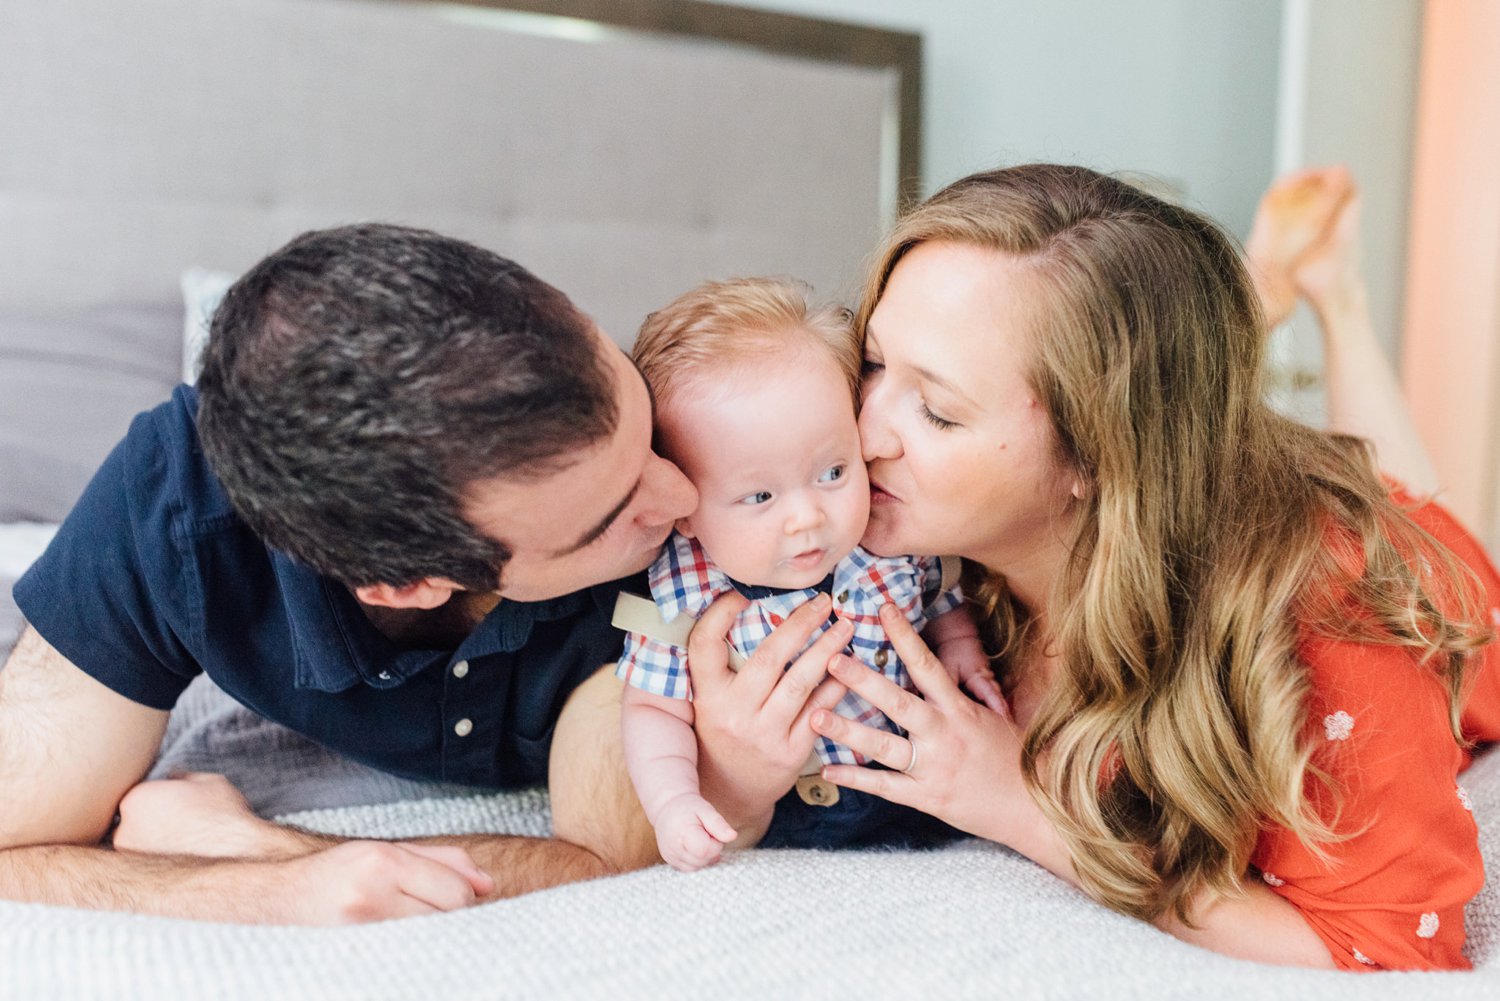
[108,664,655,901]
[0,627,492,922]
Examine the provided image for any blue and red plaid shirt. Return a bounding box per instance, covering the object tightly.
[616,532,963,766]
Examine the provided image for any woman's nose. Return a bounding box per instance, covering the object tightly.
[858,391,900,461]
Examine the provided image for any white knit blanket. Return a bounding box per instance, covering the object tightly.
[2,677,1498,1000]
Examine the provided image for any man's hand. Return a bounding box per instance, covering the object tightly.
[687,592,850,843]
[269,841,494,923]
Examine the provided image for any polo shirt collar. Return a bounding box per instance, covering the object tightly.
[270,550,584,693]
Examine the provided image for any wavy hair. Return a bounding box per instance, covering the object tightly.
[855,164,1489,923]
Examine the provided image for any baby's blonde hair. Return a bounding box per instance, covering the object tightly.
[632,277,858,417]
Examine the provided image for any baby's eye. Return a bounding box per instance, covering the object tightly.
[818,464,846,484]
[739,490,774,506]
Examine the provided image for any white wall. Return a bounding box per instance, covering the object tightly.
[705,0,1284,237]
[1280,0,1423,359]
[710,0,1425,418]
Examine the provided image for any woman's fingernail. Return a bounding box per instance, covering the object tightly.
[811,710,831,729]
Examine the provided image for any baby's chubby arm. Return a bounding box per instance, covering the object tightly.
[620,686,738,871]
[923,606,1008,717]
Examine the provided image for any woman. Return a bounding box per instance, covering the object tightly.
[781,163,1500,970]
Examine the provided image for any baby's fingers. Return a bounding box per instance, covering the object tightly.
[699,805,737,845]
[966,675,1011,719]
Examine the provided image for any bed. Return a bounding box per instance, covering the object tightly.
[2,1,1497,997]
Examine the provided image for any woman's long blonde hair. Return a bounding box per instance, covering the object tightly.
[855,164,1489,923]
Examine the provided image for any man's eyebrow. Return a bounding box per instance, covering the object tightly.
[551,478,640,558]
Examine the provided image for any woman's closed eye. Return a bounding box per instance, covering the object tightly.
[920,401,959,430]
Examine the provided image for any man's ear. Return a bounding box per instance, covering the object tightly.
[354,578,464,610]
[675,516,697,540]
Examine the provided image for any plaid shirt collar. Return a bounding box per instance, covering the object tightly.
[650,532,890,624]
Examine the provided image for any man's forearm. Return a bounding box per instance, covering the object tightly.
[0,843,295,923]
[191,819,614,900]
[416,834,613,897]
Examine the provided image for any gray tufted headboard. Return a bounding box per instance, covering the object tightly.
[0,0,920,649]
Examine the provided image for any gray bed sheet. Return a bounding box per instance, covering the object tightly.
[0,675,1495,999]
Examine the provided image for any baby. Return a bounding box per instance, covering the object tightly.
[617,277,1001,871]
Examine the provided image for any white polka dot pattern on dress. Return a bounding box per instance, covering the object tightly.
[1458,785,1473,812]
[1352,949,1376,967]
[1323,710,1355,741]
[1261,871,1285,887]
[1417,912,1440,939]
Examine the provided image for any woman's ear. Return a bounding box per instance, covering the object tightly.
[354,578,464,610]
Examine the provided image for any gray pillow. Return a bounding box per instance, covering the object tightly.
[0,305,181,522]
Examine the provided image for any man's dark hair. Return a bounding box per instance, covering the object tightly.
[196,223,618,591]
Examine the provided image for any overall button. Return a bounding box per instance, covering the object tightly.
[377,671,392,681]
[873,649,889,668]
[452,660,470,679]
[836,590,849,604]
[453,718,474,737]
[796,775,839,807]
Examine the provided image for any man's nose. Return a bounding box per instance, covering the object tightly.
[636,452,697,525]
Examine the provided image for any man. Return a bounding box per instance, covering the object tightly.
[0,225,845,923]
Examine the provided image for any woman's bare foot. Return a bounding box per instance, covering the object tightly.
[1245,166,1355,327]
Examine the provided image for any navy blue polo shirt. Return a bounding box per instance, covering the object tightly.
[14,385,636,788]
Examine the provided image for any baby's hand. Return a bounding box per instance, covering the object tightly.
[653,793,738,872]
[939,641,1010,718]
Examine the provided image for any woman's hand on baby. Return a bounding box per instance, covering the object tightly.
[653,792,737,872]
[937,638,1010,717]
[687,591,851,841]
[812,604,1028,845]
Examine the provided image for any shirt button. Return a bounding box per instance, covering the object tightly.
[836,590,849,603]
[452,660,470,679]
[377,671,392,681]
[874,649,889,668]
[453,718,474,737]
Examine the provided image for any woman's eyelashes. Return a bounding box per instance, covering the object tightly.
[920,402,959,430]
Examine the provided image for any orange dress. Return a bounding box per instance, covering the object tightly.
[1252,497,1500,970]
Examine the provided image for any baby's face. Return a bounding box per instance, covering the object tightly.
[661,348,870,589]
